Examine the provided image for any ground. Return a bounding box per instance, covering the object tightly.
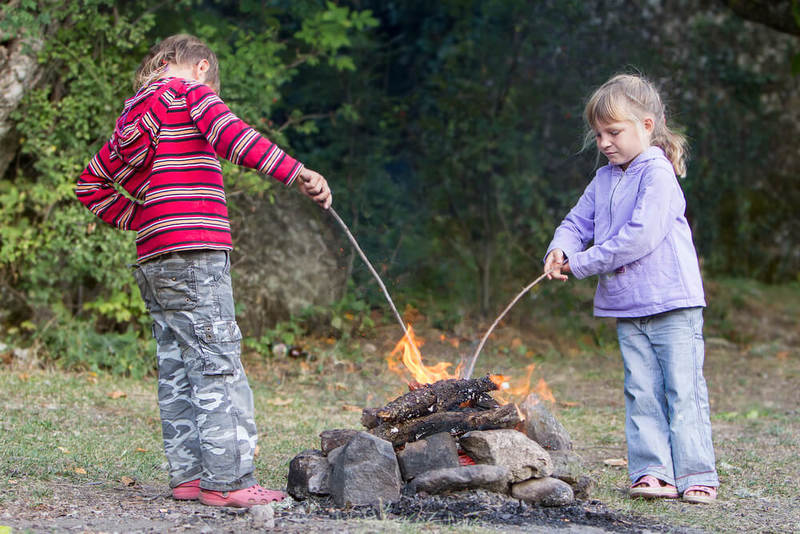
[1,278,798,533]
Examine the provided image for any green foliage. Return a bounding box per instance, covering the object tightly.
[0,0,377,373]
[1,0,798,373]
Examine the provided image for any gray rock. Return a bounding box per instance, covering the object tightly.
[286,449,330,499]
[519,393,573,451]
[249,504,274,528]
[549,450,595,499]
[397,432,460,481]
[319,429,359,454]
[459,429,553,482]
[231,186,347,337]
[327,445,344,466]
[329,432,402,507]
[404,465,511,496]
[511,476,575,506]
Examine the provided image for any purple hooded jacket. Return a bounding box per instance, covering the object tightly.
[546,146,705,317]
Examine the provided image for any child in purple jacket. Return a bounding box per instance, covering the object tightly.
[544,74,719,504]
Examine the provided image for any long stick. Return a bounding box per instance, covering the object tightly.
[328,207,411,344]
[462,270,554,379]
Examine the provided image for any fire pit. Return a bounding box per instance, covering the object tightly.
[287,327,593,508]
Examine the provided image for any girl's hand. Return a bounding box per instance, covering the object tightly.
[544,249,570,281]
[298,167,332,210]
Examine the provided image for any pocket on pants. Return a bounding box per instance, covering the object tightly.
[194,320,242,376]
[153,264,199,310]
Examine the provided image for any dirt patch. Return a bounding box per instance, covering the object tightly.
[1,483,679,533]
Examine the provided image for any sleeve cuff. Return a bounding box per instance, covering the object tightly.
[284,163,304,187]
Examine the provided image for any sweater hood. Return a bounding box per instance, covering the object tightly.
[110,78,172,168]
[616,146,668,173]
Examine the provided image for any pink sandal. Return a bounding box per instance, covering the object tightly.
[199,484,286,508]
[172,478,201,500]
[629,475,679,499]
[682,485,717,504]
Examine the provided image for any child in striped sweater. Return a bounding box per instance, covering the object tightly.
[76,34,331,507]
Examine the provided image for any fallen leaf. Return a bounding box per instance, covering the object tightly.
[559,401,581,408]
[511,338,523,349]
[58,446,71,454]
[266,397,292,406]
[254,444,260,457]
[108,390,127,399]
[334,383,348,391]
[8,479,17,485]
[776,351,788,360]
[341,404,361,412]
[74,467,87,475]
[135,447,147,453]
[120,476,135,486]
[603,458,627,467]
[325,337,337,345]
[17,373,30,381]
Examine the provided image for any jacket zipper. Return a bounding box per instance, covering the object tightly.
[609,168,625,228]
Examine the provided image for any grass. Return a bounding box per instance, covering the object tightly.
[1,277,799,533]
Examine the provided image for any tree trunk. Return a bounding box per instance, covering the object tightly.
[0,36,46,178]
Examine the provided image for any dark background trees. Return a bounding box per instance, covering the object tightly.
[1,0,798,372]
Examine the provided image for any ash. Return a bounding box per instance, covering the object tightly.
[286,491,672,533]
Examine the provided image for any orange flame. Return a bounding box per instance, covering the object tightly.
[387,327,555,405]
[387,325,461,384]
[490,364,555,405]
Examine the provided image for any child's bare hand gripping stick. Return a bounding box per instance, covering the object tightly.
[298,167,332,209]
[544,248,570,281]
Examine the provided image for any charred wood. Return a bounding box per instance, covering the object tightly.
[369,403,523,447]
[366,376,498,427]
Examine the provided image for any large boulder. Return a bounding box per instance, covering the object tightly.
[230,185,347,336]
[459,429,553,482]
[329,432,402,507]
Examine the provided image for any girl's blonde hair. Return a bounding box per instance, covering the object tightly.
[134,34,220,93]
[584,74,688,177]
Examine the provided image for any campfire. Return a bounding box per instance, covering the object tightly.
[287,326,592,509]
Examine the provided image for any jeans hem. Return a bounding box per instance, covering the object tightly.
[677,476,719,493]
[170,467,204,489]
[199,473,258,492]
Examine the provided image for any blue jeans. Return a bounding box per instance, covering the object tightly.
[617,307,719,492]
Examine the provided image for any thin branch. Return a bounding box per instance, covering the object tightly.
[276,111,330,133]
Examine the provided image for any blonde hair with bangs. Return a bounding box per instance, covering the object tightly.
[584,74,688,177]
[134,34,220,93]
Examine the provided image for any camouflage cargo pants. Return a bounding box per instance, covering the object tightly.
[132,249,258,491]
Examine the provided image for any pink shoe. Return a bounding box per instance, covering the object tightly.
[172,478,201,500]
[199,484,286,508]
[629,475,679,499]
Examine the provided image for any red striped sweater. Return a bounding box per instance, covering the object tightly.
[76,77,303,262]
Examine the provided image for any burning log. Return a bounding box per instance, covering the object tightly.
[369,403,523,447]
[363,375,499,429]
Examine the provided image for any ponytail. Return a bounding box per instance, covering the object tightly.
[650,119,688,178]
